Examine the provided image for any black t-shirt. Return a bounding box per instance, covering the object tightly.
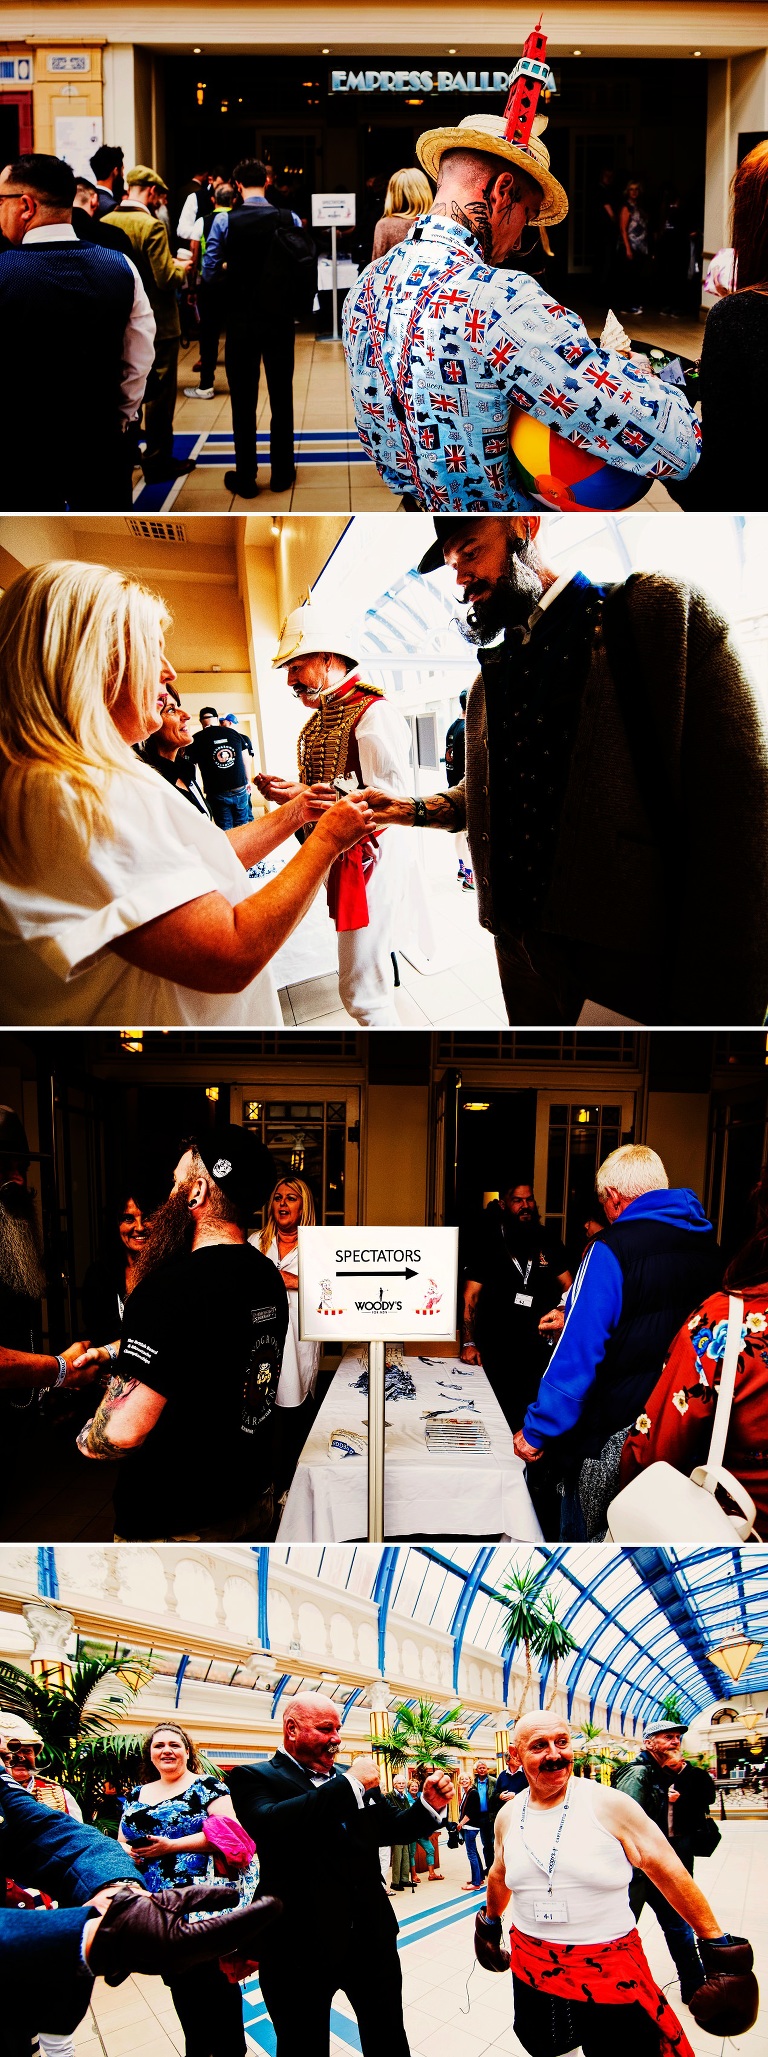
[444,716,466,787]
[0,1279,41,1354]
[191,725,254,796]
[112,1243,288,1539]
[463,1210,568,1371]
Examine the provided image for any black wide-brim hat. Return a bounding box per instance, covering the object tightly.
[418,516,485,576]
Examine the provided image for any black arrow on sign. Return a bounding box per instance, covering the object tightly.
[336,1268,419,1280]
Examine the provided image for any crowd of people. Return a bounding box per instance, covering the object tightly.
[1,1098,767,1545]
[2,56,767,513]
[0,1102,329,1539]
[458,1140,768,1543]
[0,146,315,508]
[2,518,766,1031]
[0,1694,757,2057]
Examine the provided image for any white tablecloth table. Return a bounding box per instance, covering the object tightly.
[277,1350,543,1541]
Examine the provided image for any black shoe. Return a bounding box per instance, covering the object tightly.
[270,471,296,493]
[143,458,196,483]
[224,470,259,498]
[88,1884,282,1988]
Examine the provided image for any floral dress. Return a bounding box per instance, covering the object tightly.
[619,1283,768,1537]
[120,1774,230,1893]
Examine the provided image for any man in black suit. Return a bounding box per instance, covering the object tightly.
[228,1692,454,2057]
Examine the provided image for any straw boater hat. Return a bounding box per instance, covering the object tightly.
[416,112,568,228]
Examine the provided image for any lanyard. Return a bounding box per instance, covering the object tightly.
[519,1782,571,1892]
[510,1257,533,1287]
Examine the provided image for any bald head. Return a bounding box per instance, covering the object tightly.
[283,1691,341,1775]
[509,1712,574,1807]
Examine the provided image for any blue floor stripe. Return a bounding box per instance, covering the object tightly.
[203,430,357,444]
[194,451,368,466]
[240,1891,476,2057]
[397,1886,474,1928]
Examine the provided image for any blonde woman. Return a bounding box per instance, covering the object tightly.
[0,561,377,1027]
[372,167,433,258]
[251,1176,321,1491]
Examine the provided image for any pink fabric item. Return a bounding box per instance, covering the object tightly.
[203,1816,256,1870]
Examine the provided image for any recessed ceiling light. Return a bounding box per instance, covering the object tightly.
[322,46,330,53]
[573,48,582,55]
[692,49,702,56]
[193,46,201,53]
[448,48,457,55]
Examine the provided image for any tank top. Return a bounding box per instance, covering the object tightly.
[503,1775,634,1943]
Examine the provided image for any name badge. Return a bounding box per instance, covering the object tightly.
[515,1292,534,1308]
[533,1897,569,1924]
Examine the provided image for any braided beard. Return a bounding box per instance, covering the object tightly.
[298,684,384,787]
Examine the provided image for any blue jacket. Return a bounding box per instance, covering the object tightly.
[1,1776,134,2040]
[523,1188,718,1454]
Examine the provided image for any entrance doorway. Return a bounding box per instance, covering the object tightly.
[238,1085,361,1224]
[432,1078,637,1273]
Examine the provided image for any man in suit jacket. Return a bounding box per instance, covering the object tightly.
[228,1692,453,2057]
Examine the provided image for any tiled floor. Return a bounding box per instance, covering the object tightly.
[137,304,705,516]
[277,834,506,1029]
[75,1820,767,2057]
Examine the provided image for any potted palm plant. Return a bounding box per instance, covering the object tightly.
[371,1698,469,1881]
[0,1650,155,1825]
[536,1593,577,1709]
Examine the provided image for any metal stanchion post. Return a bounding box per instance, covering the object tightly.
[367,1338,385,1541]
[331,224,339,342]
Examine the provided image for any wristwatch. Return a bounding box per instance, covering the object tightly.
[412,797,428,826]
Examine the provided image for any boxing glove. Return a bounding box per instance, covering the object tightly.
[688,1935,759,2037]
[474,1910,510,1974]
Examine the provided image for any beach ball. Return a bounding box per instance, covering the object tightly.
[508,406,649,511]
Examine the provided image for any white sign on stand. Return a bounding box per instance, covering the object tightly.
[298,1226,459,1543]
[311,192,356,342]
[311,193,356,227]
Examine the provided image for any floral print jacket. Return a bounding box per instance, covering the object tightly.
[619,1283,768,1537]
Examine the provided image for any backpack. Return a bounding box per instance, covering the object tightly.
[262,209,318,316]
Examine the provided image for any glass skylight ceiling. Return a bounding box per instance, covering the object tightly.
[275,1544,768,1728]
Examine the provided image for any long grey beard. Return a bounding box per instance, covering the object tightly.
[0,1201,47,1299]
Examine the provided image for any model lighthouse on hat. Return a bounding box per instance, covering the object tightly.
[504,17,557,149]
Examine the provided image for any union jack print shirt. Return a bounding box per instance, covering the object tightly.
[342,217,701,510]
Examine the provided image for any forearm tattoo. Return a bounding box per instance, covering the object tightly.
[410,792,466,829]
[77,1373,139,1459]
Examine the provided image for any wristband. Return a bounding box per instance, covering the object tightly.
[105,1344,118,1363]
[39,1354,67,1409]
[412,797,427,826]
[481,1912,502,1932]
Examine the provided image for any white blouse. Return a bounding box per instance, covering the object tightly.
[252,1233,321,1407]
[0,765,281,1026]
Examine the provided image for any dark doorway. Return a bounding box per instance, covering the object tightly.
[0,101,21,166]
[455,1090,538,1243]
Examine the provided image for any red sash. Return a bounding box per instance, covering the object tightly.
[321,696,381,934]
[326,841,380,932]
[509,1924,695,2057]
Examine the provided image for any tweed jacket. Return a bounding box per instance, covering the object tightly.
[451,573,768,1023]
[103,204,186,340]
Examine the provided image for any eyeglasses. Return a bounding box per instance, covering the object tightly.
[0,191,25,202]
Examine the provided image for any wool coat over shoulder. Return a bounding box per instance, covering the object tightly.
[450,573,768,1024]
